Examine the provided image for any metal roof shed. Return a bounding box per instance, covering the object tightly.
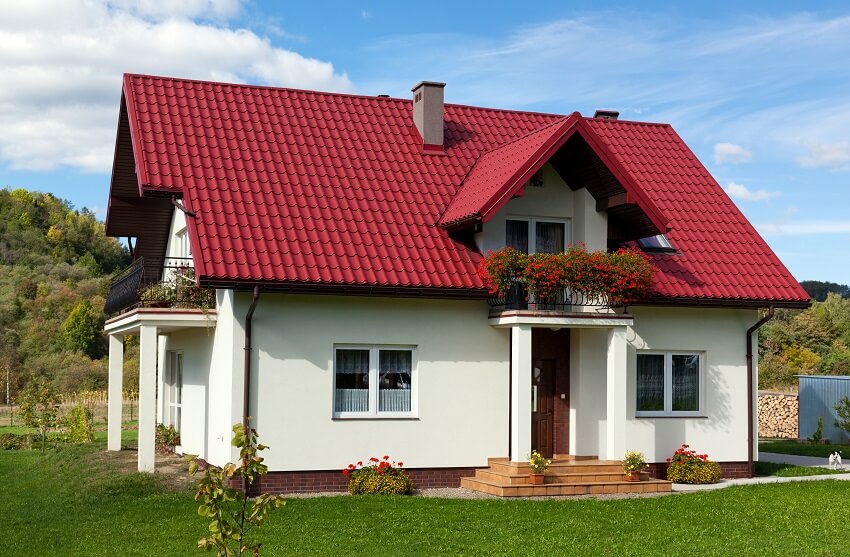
[798,375,850,443]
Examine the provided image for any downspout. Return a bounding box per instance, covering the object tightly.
[238,286,261,495]
[746,306,774,478]
[243,286,260,431]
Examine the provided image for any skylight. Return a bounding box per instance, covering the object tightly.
[637,234,676,253]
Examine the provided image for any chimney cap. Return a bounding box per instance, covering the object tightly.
[411,81,446,92]
[593,110,620,120]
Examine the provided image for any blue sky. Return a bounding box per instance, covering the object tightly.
[1,1,848,283]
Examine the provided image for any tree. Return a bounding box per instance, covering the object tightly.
[834,396,850,442]
[62,300,100,357]
[186,423,285,556]
[17,377,60,453]
[800,280,850,302]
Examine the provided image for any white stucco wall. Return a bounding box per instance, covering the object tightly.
[159,327,214,458]
[569,328,609,456]
[248,294,510,471]
[622,307,759,463]
[163,207,188,261]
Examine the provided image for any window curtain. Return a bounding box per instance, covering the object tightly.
[636,354,664,411]
[506,220,529,253]
[379,350,412,412]
[535,222,564,254]
[335,349,370,413]
[672,355,699,411]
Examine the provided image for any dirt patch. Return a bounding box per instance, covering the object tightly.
[93,446,195,492]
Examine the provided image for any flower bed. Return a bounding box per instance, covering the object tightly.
[666,444,721,484]
[343,455,414,495]
[479,245,654,306]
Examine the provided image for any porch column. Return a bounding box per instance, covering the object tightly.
[138,325,158,472]
[107,334,124,451]
[605,326,628,460]
[510,325,532,462]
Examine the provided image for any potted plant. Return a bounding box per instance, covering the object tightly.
[528,450,551,485]
[623,450,647,482]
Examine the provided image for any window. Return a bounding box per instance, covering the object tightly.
[334,346,415,418]
[637,234,675,253]
[165,351,183,431]
[636,352,702,416]
[176,229,192,259]
[506,218,569,254]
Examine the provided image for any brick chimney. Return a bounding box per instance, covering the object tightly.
[411,81,446,150]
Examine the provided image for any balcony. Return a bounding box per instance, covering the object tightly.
[487,280,612,313]
[104,256,215,316]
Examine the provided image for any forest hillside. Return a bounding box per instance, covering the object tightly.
[0,188,130,401]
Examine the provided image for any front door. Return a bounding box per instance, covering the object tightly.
[531,358,555,458]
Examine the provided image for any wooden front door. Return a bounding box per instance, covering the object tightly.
[531,358,556,458]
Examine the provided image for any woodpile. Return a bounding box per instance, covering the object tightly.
[758,392,798,438]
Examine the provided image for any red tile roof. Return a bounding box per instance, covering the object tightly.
[115,73,809,306]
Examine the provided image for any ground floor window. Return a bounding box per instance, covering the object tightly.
[166,351,183,431]
[334,346,415,418]
[636,351,702,417]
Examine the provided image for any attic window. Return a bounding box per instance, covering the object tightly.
[637,234,675,253]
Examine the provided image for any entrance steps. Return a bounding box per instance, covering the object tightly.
[460,456,672,497]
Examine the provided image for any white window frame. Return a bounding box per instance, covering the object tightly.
[505,217,571,254]
[332,345,417,419]
[165,350,183,431]
[175,228,192,259]
[635,351,704,418]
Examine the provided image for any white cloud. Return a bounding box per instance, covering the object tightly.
[0,1,352,172]
[713,142,752,164]
[796,142,850,170]
[723,181,780,202]
[758,221,850,236]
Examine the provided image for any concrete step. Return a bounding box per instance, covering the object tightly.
[460,476,673,498]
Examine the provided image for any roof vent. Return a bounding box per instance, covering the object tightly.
[593,110,620,120]
[377,94,390,98]
[411,81,446,150]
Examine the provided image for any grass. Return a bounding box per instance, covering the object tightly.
[755,460,849,477]
[760,439,850,458]
[3,444,850,555]
[0,421,139,445]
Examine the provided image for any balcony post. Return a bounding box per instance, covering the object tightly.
[107,334,124,451]
[138,324,158,472]
[510,325,532,462]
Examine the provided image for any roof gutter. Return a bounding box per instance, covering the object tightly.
[746,306,774,478]
[243,286,260,432]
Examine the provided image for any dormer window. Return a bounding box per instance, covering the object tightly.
[637,234,675,253]
[506,218,569,254]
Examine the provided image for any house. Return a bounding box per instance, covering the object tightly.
[103,74,809,493]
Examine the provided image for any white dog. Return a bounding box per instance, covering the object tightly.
[828,451,842,470]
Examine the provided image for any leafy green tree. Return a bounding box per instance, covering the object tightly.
[62,300,100,358]
[18,377,60,453]
[186,423,285,556]
[835,396,850,442]
[800,280,850,302]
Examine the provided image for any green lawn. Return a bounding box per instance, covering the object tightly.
[2,444,850,556]
[760,439,850,458]
[755,460,849,477]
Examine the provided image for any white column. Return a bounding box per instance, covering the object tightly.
[138,325,158,472]
[605,326,628,461]
[107,334,124,451]
[510,325,532,462]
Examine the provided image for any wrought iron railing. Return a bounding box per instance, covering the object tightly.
[487,279,612,312]
[104,256,214,316]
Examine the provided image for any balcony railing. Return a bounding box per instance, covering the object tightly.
[487,279,612,312]
[104,256,214,316]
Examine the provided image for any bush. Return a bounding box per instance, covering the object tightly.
[344,455,414,495]
[155,424,180,453]
[0,433,31,450]
[64,402,94,443]
[666,444,721,484]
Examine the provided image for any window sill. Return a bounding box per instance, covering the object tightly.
[634,414,708,419]
[332,416,419,421]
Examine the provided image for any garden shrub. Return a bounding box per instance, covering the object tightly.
[155,423,180,453]
[344,455,414,495]
[0,433,31,450]
[666,444,721,484]
[64,402,94,443]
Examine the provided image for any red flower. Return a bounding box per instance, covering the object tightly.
[357,461,362,466]
[342,469,349,476]
[397,461,403,467]
[383,455,389,460]
[370,457,379,462]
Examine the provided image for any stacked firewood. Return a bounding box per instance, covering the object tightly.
[758,392,799,439]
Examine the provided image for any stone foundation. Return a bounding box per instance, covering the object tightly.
[249,467,478,495]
